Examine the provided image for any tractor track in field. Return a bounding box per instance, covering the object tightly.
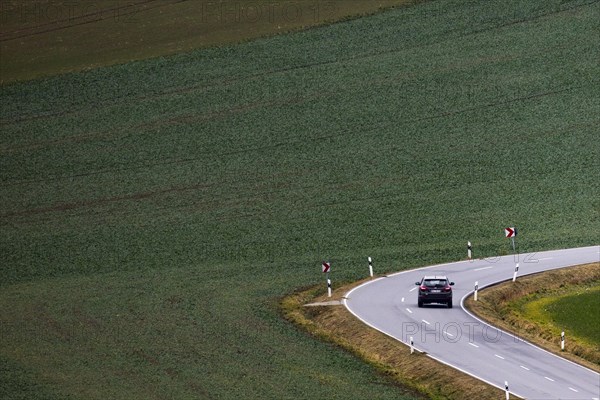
[0,85,591,190]
[2,0,596,125]
[0,91,331,154]
[0,183,212,219]
[0,0,186,42]
[0,169,407,224]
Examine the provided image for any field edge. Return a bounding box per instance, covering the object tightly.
[280,280,510,400]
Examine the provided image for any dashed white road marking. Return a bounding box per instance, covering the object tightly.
[422,319,430,325]
[544,377,554,382]
[494,354,505,360]
[468,343,479,348]
[568,387,578,393]
[401,297,405,302]
[409,287,417,292]
[406,308,412,314]
[444,331,455,337]
[539,257,553,260]
[474,266,493,271]
[520,365,530,371]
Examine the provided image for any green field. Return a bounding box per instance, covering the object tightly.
[524,287,600,346]
[1,0,599,398]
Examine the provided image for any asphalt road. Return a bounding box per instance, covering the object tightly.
[344,246,600,400]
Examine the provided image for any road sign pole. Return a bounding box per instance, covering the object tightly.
[368,257,373,278]
[511,236,516,253]
[321,261,332,297]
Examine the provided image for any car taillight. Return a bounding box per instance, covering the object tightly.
[444,286,451,291]
[420,285,427,291]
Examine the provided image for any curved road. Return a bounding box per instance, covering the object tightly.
[344,246,600,399]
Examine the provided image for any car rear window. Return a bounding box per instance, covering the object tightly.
[424,279,447,287]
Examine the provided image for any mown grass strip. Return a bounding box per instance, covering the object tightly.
[535,288,600,345]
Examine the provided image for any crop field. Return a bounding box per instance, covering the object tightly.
[0,0,412,84]
[1,0,599,399]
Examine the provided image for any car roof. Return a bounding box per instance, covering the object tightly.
[423,276,448,280]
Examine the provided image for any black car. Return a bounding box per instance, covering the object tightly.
[415,276,454,308]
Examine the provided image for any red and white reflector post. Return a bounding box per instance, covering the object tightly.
[505,381,510,400]
[410,336,414,354]
[474,281,479,301]
[368,257,373,278]
[561,331,565,351]
[467,241,473,260]
[512,263,519,282]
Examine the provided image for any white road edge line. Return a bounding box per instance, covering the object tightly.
[343,287,427,358]
[460,269,600,377]
[343,246,600,400]
[544,377,555,382]
[468,343,479,348]
[520,365,530,371]
[425,352,528,400]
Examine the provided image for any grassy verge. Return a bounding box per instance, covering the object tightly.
[464,263,600,370]
[281,282,511,400]
[0,0,415,84]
